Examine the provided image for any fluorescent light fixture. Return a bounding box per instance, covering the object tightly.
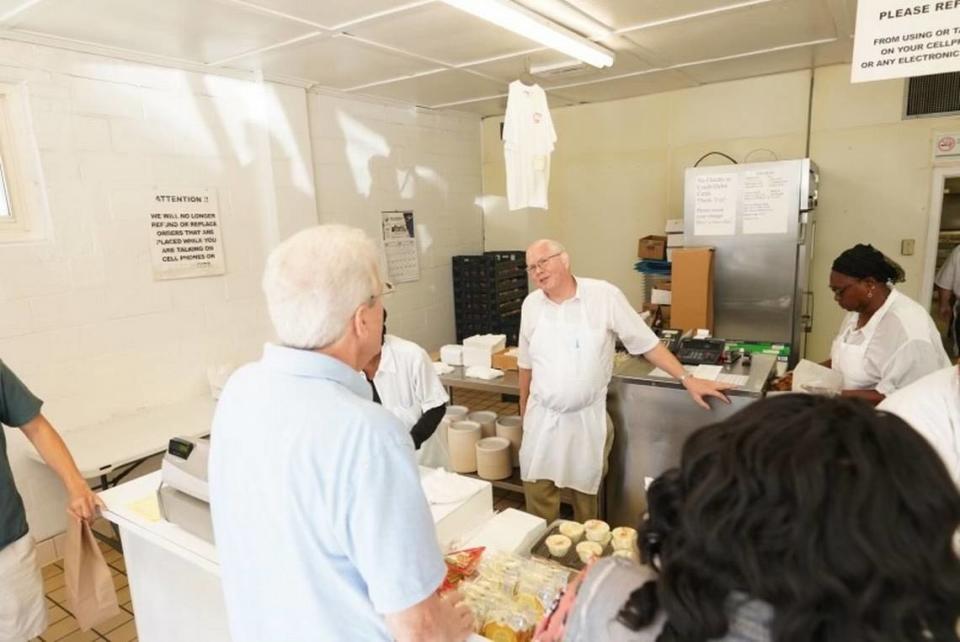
[441,0,614,68]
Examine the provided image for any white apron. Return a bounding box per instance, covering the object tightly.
[415,424,449,469]
[520,301,610,495]
[380,393,449,469]
[0,534,47,642]
[830,307,890,390]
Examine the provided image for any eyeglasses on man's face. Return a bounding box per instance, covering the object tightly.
[369,281,395,304]
[526,252,562,274]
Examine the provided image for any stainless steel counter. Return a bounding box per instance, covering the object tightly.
[438,354,778,527]
[605,353,777,527]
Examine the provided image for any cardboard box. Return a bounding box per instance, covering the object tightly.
[669,247,714,332]
[665,218,684,233]
[637,235,667,260]
[491,348,519,371]
[667,233,685,247]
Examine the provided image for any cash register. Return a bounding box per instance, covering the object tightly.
[157,436,215,543]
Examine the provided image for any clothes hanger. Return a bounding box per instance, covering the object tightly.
[518,58,536,86]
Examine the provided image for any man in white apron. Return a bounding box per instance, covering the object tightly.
[517,240,732,523]
[363,310,450,468]
[0,359,103,642]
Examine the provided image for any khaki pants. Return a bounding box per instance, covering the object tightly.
[523,413,614,524]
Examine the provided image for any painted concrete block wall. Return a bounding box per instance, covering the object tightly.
[482,65,960,362]
[806,64,960,361]
[308,92,484,350]
[0,40,318,542]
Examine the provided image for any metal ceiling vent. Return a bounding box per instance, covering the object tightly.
[904,72,960,118]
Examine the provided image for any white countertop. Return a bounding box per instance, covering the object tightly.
[100,470,220,574]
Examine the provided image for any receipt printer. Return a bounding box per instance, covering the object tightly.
[157,437,215,543]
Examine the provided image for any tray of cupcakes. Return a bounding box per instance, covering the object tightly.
[529,519,639,571]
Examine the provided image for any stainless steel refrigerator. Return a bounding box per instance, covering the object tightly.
[683,159,818,365]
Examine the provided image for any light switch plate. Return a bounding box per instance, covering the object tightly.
[901,239,915,256]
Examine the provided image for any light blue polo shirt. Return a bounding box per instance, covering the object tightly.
[209,344,445,642]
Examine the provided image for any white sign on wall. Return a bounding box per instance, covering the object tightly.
[147,189,226,280]
[742,167,791,235]
[852,0,960,82]
[381,210,419,284]
[693,173,738,236]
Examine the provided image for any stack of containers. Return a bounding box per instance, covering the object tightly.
[452,251,528,346]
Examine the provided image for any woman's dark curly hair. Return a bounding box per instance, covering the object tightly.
[626,394,960,642]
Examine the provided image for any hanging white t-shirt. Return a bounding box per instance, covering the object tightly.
[503,80,556,211]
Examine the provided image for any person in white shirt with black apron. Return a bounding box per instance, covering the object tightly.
[827,244,949,406]
[517,240,732,524]
[363,310,449,467]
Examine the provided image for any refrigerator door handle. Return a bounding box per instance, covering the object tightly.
[802,290,814,333]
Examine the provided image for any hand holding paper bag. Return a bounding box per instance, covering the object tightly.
[64,516,122,631]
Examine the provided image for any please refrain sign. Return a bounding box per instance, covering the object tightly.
[852,0,960,82]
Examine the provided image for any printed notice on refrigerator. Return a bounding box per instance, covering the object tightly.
[742,167,791,235]
[381,210,419,284]
[693,173,737,236]
[146,189,225,280]
[851,0,960,83]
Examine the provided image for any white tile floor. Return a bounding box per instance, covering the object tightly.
[33,539,135,642]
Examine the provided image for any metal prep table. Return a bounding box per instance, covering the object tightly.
[605,353,777,527]
[438,354,776,525]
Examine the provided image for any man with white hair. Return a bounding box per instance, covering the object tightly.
[209,225,473,642]
[518,239,732,523]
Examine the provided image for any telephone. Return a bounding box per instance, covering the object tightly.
[675,337,726,365]
[657,329,683,352]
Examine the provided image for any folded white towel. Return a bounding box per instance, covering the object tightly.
[433,361,454,375]
[420,468,480,504]
[464,366,504,381]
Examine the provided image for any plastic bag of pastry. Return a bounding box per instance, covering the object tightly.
[439,547,486,594]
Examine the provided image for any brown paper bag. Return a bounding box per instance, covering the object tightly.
[63,516,121,630]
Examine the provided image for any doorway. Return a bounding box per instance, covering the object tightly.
[921,169,960,358]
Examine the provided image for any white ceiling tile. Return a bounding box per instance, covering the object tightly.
[346,3,543,65]
[445,96,508,117]
[622,0,838,65]
[443,93,576,118]
[8,0,315,63]
[549,69,697,102]
[355,69,507,108]
[465,49,654,87]
[679,46,817,83]
[235,35,441,89]
[224,0,417,29]
[561,0,770,31]
[813,37,853,66]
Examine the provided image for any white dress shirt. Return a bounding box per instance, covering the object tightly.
[878,364,960,487]
[935,245,960,297]
[374,334,450,467]
[830,288,950,395]
[373,335,448,432]
[518,277,659,494]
